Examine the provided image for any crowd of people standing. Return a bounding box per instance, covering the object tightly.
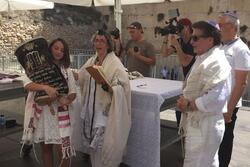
[19,10,250,167]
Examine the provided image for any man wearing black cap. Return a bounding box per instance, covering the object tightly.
[218,11,250,167]
[161,18,196,127]
[125,21,156,77]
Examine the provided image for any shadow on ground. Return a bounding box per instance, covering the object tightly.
[0,120,183,167]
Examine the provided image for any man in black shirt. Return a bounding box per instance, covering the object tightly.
[161,18,196,126]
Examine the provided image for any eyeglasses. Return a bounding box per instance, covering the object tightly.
[218,22,231,28]
[191,35,208,42]
[94,39,107,44]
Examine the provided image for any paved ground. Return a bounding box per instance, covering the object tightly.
[0,98,249,167]
[160,107,250,167]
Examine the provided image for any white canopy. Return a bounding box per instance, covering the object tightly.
[0,0,54,12]
[42,0,164,6]
[94,0,165,6]
[43,0,91,6]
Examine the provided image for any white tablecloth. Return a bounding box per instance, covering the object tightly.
[123,77,182,167]
[72,78,182,167]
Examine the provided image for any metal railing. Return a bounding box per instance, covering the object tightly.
[153,54,250,107]
[1,50,250,107]
[70,49,95,69]
[0,50,95,73]
[243,82,250,106]
[154,54,184,80]
[0,55,24,73]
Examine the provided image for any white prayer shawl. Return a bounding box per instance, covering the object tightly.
[180,46,231,167]
[181,46,231,130]
[21,67,76,159]
[78,52,131,167]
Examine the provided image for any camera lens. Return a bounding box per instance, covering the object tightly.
[177,24,184,33]
[134,46,139,52]
[110,28,120,39]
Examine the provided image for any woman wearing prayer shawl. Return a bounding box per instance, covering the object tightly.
[21,38,76,167]
[77,30,131,167]
[177,21,231,167]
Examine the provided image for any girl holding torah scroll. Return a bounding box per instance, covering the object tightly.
[20,38,76,167]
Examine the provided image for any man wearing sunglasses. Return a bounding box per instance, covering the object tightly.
[125,21,156,77]
[161,18,196,127]
[218,12,250,167]
[177,21,231,167]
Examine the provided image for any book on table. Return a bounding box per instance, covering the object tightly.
[85,65,112,91]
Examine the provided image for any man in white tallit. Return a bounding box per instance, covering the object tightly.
[77,30,131,167]
[177,21,231,167]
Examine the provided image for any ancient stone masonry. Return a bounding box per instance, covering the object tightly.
[0,4,105,56]
[2,0,250,56]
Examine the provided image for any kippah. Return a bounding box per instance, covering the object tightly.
[207,20,220,30]
[222,11,238,19]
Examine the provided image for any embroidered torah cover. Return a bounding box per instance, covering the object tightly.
[15,37,69,104]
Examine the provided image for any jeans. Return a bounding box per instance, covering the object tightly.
[218,107,239,167]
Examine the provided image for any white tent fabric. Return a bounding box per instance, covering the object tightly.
[41,0,91,6]
[43,0,164,6]
[94,0,164,6]
[0,0,54,12]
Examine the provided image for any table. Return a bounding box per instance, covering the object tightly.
[123,77,182,167]
[63,77,182,166]
[0,81,26,101]
[0,81,26,137]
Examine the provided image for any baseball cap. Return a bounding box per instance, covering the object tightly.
[127,21,143,32]
[178,18,192,26]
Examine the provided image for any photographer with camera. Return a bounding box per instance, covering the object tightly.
[160,18,196,127]
[125,21,156,77]
[110,27,123,59]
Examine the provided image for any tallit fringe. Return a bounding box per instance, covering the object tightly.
[178,112,201,137]
[22,128,34,144]
[190,113,200,128]
[57,146,75,167]
[20,127,39,164]
[62,146,76,159]
[58,155,73,167]
[58,146,76,167]
[178,113,187,137]
[20,142,40,165]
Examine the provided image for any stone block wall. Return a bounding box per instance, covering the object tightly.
[0,4,104,56]
[1,0,250,56]
[97,0,250,51]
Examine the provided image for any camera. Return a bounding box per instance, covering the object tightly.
[133,46,139,52]
[154,23,182,36]
[110,28,120,39]
[154,9,183,37]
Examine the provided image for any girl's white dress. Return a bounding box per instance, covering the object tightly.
[21,67,76,155]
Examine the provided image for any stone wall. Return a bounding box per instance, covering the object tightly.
[97,0,250,51]
[1,0,250,56]
[0,4,106,56]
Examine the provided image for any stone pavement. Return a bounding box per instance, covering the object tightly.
[229,107,250,167]
[0,98,249,167]
[160,107,250,167]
